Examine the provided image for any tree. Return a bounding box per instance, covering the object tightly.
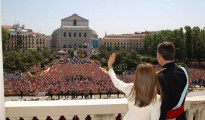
[173,28,185,61]
[201,28,205,61]
[143,35,153,56]
[184,26,193,61]
[192,27,205,65]
[28,49,45,64]
[2,27,9,52]
[41,48,51,59]
[21,52,35,70]
[98,45,109,59]
[3,51,24,72]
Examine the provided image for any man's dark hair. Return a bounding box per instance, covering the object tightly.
[157,41,176,61]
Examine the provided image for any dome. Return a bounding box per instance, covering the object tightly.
[92,30,97,36]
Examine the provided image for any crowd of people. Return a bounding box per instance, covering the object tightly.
[4,57,128,98]
[188,67,205,87]
[4,56,205,98]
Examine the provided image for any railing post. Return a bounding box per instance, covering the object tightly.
[186,109,194,120]
[195,109,199,120]
[202,108,205,120]
[0,7,6,120]
[199,108,203,120]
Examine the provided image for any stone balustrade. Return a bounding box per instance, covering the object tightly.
[4,96,205,120]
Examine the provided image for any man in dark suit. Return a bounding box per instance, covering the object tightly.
[157,42,188,120]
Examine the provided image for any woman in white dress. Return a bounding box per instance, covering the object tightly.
[107,53,163,120]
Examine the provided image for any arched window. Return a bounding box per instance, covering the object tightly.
[73,19,77,26]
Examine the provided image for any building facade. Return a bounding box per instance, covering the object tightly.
[100,33,145,50]
[46,36,52,51]
[2,24,47,51]
[100,31,158,51]
[51,14,99,54]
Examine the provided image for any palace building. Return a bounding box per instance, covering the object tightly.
[51,14,99,54]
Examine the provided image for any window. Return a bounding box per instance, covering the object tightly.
[79,33,81,37]
[73,19,77,26]
[84,33,86,37]
[64,32,66,37]
[74,33,76,37]
[69,32,71,37]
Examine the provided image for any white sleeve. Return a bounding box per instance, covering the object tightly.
[108,68,131,94]
[151,96,162,120]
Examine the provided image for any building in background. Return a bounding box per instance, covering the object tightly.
[2,24,47,51]
[51,14,99,54]
[46,36,52,51]
[100,31,158,51]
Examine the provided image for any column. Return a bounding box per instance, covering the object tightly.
[194,109,199,120]
[0,10,6,120]
[202,108,205,120]
[186,109,194,120]
[198,108,204,120]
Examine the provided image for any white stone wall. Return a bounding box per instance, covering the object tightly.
[5,97,205,120]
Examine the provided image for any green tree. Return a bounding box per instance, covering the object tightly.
[173,28,185,61]
[201,28,205,61]
[3,51,24,72]
[143,35,153,56]
[2,27,9,52]
[21,52,35,70]
[98,45,109,59]
[28,49,45,64]
[41,48,51,59]
[184,26,193,61]
[192,27,205,65]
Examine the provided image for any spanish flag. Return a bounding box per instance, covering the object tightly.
[27,71,33,77]
[101,67,108,74]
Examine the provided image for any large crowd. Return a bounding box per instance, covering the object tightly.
[4,57,205,98]
[4,57,131,97]
[188,68,205,87]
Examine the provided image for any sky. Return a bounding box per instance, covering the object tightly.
[1,0,205,38]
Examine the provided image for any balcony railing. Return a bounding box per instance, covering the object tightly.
[5,96,205,120]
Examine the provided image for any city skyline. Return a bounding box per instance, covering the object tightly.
[2,0,205,38]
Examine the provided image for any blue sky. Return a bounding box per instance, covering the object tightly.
[2,0,205,38]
